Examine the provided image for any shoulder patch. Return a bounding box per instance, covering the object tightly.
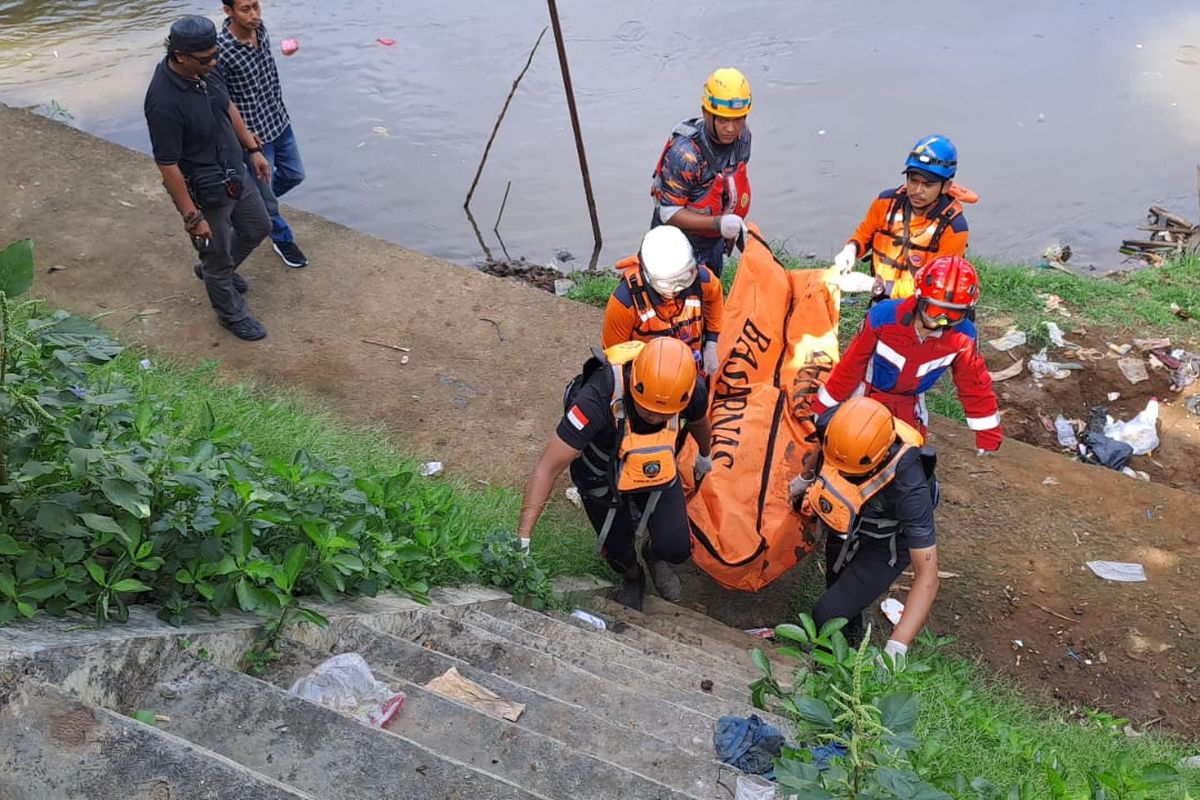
[566,404,590,431]
[612,280,635,306]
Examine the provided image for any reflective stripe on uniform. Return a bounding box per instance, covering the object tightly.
[915,352,957,377]
[966,412,1001,431]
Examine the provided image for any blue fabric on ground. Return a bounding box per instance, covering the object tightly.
[808,741,849,770]
[714,714,785,779]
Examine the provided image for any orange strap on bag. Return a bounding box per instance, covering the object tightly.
[679,224,842,592]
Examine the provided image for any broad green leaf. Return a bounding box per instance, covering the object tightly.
[878,691,920,734]
[101,478,150,519]
[0,238,34,297]
[16,600,36,619]
[79,513,126,537]
[35,502,78,536]
[110,579,152,593]
[750,647,772,678]
[85,560,106,587]
[60,539,86,564]
[0,534,22,556]
[234,577,258,611]
[0,571,17,599]
[20,578,66,601]
[278,544,307,592]
[1135,763,1180,786]
[773,623,810,644]
[795,696,834,729]
[296,607,330,628]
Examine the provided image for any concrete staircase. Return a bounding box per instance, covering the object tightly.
[0,583,798,800]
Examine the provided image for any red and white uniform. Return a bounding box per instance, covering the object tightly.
[815,297,1002,450]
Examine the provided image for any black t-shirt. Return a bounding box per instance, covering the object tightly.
[853,445,937,550]
[557,365,708,455]
[144,58,244,180]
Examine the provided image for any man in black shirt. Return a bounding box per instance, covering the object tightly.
[801,397,942,662]
[518,338,714,610]
[144,15,273,341]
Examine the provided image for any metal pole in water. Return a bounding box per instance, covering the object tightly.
[546,0,602,260]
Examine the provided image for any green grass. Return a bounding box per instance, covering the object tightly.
[99,350,608,582]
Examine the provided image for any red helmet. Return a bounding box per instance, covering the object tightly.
[914,256,979,327]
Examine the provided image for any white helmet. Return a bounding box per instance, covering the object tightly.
[640,226,697,298]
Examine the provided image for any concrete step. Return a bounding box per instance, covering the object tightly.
[0,681,315,800]
[135,652,552,800]
[266,638,723,800]
[333,619,725,795]
[443,605,789,727]
[595,595,803,674]
[363,611,723,754]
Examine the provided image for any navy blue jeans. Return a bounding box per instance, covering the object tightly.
[249,124,305,244]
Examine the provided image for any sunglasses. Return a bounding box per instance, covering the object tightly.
[183,52,219,65]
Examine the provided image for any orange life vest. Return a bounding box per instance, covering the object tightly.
[615,256,705,360]
[871,188,969,299]
[651,119,751,237]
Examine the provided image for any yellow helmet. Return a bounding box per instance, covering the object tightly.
[701,67,752,118]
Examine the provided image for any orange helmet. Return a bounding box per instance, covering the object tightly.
[914,255,980,328]
[822,397,897,476]
[629,337,696,415]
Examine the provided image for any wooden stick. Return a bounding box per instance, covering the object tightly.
[361,338,410,353]
[493,180,512,234]
[464,27,548,210]
[1032,601,1078,624]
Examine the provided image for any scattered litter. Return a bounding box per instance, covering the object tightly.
[1134,337,1171,352]
[1066,647,1082,663]
[1187,396,1200,416]
[1107,342,1132,356]
[138,358,152,370]
[1116,355,1149,385]
[744,627,775,639]
[564,485,582,508]
[734,775,777,800]
[400,354,410,365]
[1079,405,1134,471]
[553,278,575,297]
[117,199,135,208]
[1171,302,1191,321]
[1086,561,1147,582]
[1045,321,1068,347]
[47,264,67,273]
[989,359,1025,382]
[1029,348,1077,380]
[988,329,1027,352]
[1107,391,1121,401]
[1054,415,1078,448]
[1042,476,1060,486]
[1121,467,1151,481]
[372,126,390,137]
[290,653,406,727]
[376,38,396,46]
[569,609,607,630]
[1037,293,1071,317]
[419,461,443,477]
[281,38,299,56]
[1071,347,1106,361]
[1179,755,1200,771]
[1104,397,1160,454]
[1012,639,1024,649]
[880,598,904,626]
[715,715,786,778]
[425,666,525,721]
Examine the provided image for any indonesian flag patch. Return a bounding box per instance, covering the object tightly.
[566,405,589,431]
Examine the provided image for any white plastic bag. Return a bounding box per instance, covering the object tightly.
[735,774,777,800]
[1104,398,1160,455]
[290,652,406,727]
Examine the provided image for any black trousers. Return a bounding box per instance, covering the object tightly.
[570,466,692,574]
[196,181,270,324]
[812,530,910,646]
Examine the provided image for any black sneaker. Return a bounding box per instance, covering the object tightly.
[220,315,267,341]
[272,241,308,268]
[194,262,248,294]
[613,564,645,611]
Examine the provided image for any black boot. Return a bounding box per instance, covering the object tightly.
[614,563,645,611]
[642,540,682,602]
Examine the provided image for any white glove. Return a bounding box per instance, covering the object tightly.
[519,537,531,554]
[833,243,858,274]
[702,341,719,375]
[883,639,908,669]
[718,214,744,240]
[693,453,714,482]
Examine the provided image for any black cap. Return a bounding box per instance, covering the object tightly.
[168,15,218,53]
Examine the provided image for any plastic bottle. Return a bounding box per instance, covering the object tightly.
[1053,415,1078,448]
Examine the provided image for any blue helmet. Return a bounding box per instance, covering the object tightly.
[903,135,957,181]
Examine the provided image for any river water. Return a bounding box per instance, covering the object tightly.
[1,0,1199,272]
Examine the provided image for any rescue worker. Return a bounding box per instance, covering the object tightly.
[650,67,752,278]
[801,397,942,661]
[833,135,974,301]
[518,338,714,611]
[812,256,1003,455]
[602,225,725,377]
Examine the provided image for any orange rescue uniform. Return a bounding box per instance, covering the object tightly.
[601,255,725,361]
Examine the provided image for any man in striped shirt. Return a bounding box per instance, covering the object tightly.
[219,0,308,268]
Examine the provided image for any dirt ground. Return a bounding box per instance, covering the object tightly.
[2,104,1198,737]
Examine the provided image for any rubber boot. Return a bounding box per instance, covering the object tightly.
[613,563,646,611]
[642,540,682,603]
